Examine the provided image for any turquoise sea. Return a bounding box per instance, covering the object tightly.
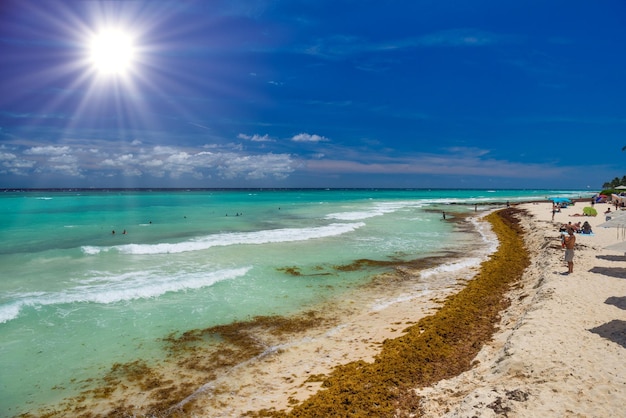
[0,189,590,416]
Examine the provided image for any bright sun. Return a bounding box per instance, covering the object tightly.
[89,29,135,75]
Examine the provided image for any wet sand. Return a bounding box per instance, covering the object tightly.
[24,212,490,417]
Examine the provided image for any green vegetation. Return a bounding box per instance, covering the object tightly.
[602,175,626,190]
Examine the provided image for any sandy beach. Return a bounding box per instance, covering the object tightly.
[418,201,626,417]
[199,201,626,417]
[24,200,626,417]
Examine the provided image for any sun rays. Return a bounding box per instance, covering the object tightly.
[88,28,136,76]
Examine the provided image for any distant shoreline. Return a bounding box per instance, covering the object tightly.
[1,187,594,192]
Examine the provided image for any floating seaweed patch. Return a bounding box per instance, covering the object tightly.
[334,258,398,271]
[277,265,333,277]
[277,266,302,276]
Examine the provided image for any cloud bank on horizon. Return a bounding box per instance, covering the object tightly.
[1,0,625,189]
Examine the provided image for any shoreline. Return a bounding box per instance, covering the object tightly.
[20,200,626,417]
[251,208,529,417]
[418,201,626,416]
[19,210,496,417]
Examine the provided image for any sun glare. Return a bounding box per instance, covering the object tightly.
[89,29,135,76]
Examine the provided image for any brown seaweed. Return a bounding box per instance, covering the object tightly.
[249,208,529,417]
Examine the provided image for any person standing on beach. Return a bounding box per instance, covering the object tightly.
[562,228,576,274]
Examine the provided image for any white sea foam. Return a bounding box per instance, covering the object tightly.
[419,258,483,279]
[82,222,366,255]
[0,267,250,324]
[371,289,434,311]
[470,215,499,254]
[81,246,101,255]
[325,201,426,221]
[419,216,498,280]
[0,301,25,324]
[325,210,385,221]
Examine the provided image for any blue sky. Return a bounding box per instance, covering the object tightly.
[1,0,625,189]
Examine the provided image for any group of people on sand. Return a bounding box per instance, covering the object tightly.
[555,200,620,275]
[553,202,594,276]
[559,221,592,235]
[555,199,626,275]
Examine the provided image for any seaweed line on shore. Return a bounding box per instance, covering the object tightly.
[16,208,527,418]
[248,207,530,418]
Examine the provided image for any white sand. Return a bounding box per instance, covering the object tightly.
[180,202,626,417]
[418,202,626,417]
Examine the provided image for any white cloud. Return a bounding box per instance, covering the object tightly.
[153,146,179,154]
[31,143,296,182]
[291,133,329,143]
[102,154,135,167]
[101,159,118,167]
[218,153,293,180]
[122,167,143,177]
[0,152,16,161]
[24,145,71,156]
[165,152,191,164]
[0,152,35,176]
[50,154,78,164]
[49,164,82,176]
[141,159,164,168]
[238,133,274,142]
[0,136,583,186]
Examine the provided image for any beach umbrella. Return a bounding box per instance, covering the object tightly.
[550,197,572,203]
[604,240,626,253]
[599,213,626,241]
[598,213,626,228]
[615,185,626,190]
[582,207,597,216]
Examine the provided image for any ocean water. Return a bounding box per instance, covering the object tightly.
[0,188,589,416]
